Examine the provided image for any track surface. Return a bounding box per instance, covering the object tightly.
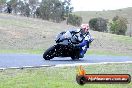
[0,54,131,68]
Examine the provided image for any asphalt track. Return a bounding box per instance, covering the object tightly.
[0,54,132,68]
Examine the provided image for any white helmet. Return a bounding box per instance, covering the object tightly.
[80,24,89,32]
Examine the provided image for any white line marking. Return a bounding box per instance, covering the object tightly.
[0,61,132,70]
[54,61,132,67]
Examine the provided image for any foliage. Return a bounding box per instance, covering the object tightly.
[0,0,76,24]
[28,0,39,17]
[0,0,6,5]
[89,17,108,32]
[7,0,17,13]
[0,0,7,12]
[5,0,39,16]
[67,14,82,26]
[39,0,62,22]
[110,16,128,35]
[36,0,73,23]
[62,0,73,17]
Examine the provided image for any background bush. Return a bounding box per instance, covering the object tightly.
[110,16,128,35]
[67,14,82,26]
[89,17,108,32]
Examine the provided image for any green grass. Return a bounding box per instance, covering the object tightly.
[0,63,131,88]
[112,34,132,44]
[87,49,132,56]
[0,49,44,54]
[0,49,132,57]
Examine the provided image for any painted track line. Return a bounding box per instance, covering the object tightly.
[0,61,132,70]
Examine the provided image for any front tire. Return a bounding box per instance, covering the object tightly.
[43,46,56,60]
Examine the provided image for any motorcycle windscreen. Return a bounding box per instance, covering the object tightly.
[58,40,70,45]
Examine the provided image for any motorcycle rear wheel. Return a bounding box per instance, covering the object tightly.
[71,55,79,60]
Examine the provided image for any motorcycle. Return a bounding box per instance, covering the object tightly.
[43,30,88,60]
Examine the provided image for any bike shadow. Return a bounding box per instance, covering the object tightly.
[49,58,86,62]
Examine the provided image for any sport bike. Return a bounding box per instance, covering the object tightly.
[43,30,89,60]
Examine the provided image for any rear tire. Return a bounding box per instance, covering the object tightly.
[43,46,56,60]
[71,55,79,60]
[71,47,80,60]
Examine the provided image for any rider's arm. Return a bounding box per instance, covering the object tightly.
[86,32,94,43]
[77,40,88,47]
[77,32,94,47]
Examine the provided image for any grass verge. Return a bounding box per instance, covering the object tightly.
[0,49,132,57]
[112,34,132,44]
[0,63,132,88]
[0,49,44,54]
[87,49,132,56]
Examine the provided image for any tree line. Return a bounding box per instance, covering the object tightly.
[0,0,128,36]
[0,0,82,25]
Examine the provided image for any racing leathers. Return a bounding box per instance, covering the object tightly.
[77,32,93,58]
[57,28,94,58]
[70,29,93,58]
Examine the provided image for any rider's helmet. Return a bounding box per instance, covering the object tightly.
[80,24,89,34]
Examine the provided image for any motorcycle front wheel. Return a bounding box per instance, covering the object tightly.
[43,46,57,60]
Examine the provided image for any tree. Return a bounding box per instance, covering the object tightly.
[110,16,128,35]
[49,0,64,22]
[0,0,6,4]
[28,0,39,17]
[35,0,73,22]
[7,0,18,14]
[62,0,73,17]
[67,14,82,26]
[17,0,25,15]
[9,0,30,16]
[39,0,52,20]
[0,0,6,6]
[89,17,108,32]
[0,0,7,12]
[24,3,30,17]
